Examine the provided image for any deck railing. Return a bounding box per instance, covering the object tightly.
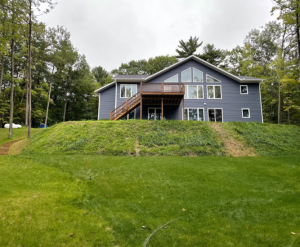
[110,91,141,120]
[141,83,185,94]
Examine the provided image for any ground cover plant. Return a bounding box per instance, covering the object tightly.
[24,121,225,156]
[0,155,299,246]
[225,122,300,156]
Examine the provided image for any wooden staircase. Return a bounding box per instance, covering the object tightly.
[110,91,141,120]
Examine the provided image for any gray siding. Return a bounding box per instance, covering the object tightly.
[99,84,116,119]
[147,60,262,122]
[99,59,262,122]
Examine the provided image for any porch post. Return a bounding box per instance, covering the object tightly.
[182,98,185,121]
[161,98,164,120]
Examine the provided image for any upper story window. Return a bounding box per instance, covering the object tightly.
[164,74,178,82]
[207,85,222,99]
[207,74,221,83]
[181,68,191,82]
[120,84,137,98]
[193,68,203,82]
[185,85,204,99]
[240,85,248,94]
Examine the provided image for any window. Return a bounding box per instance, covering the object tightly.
[193,68,203,82]
[207,74,221,83]
[184,108,205,121]
[208,109,223,122]
[148,108,161,120]
[242,108,250,118]
[181,68,191,82]
[240,85,248,94]
[185,85,204,99]
[120,84,137,98]
[164,74,178,82]
[207,85,222,99]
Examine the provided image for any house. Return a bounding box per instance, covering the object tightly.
[95,55,263,122]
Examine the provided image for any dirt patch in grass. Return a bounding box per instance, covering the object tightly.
[135,139,140,156]
[0,140,21,155]
[211,123,256,157]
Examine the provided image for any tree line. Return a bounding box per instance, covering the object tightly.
[0,0,299,139]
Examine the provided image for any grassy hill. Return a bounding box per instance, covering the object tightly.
[22,120,300,156]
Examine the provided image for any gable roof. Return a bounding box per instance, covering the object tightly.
[94,55,263,93]
[144,55,263,83]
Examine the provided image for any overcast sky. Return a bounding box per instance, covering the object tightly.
[38,0,278,72]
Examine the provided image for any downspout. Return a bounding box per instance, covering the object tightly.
[259,81,264,123]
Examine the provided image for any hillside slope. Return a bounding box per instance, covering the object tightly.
[24,121,225,156]
[23,121,300,156]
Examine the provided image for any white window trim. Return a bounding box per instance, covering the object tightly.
[148,107,161,120]
[120,84,137,98]
[192,67,203,82]
[206,85,222,99]
[206,74,221,83]
[240,85,248,95]
[207,108,224,123]
[185,85,204,99]
[242,108,250,118]
[164,74,178,82]
[181,68,192,82]
[184,108,205,121]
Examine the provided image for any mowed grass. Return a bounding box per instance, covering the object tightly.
[24,121,225,156]
[0,128,41,146]
[0,155,299,246]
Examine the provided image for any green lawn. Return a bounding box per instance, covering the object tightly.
[0,128,41,146]
[0,155,299,246]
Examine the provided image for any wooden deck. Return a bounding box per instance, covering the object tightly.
[110,83,185,121]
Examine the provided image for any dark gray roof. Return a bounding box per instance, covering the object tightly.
[237,76,262,81]
[113,75,148,79]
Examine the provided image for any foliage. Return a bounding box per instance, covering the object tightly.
[197,43,225,67]
[0,154,300,246]
[92,66,113,87]
[175,36,203,58]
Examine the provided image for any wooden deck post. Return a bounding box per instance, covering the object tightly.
[161,98,164,120]
[140,82,143,120]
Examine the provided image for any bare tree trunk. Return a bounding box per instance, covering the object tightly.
[278,82,281,124]
[45,82,52,127]
[0,56,4,98]
[297,1,300,70]
[9,39,14,139]
[27,0,32,138]
[63,100,67,122]
[25,73,29,126]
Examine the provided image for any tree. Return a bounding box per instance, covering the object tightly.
[25,0,56,137]
[175,36,203,58]
[92,66,113,87]
[197,44,225,67]
[111,59,147,75]
[146,55,178,75]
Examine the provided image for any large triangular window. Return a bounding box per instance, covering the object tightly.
[206,74,221,83]
[181,68,191,82]
[164,74,178,82]
[193,68,203,82]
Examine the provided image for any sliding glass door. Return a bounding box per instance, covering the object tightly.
[208,109,223,122]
